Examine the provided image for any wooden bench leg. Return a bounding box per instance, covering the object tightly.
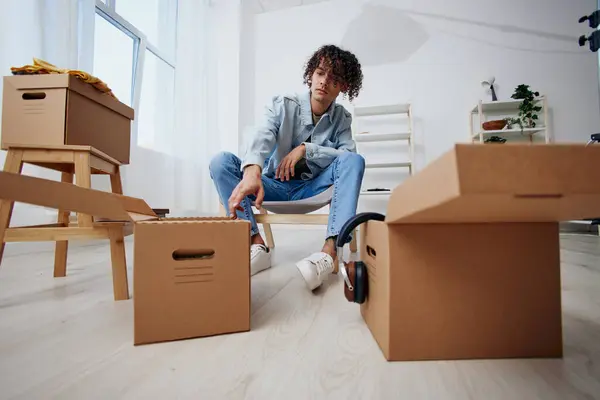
[259,208,275,250]
[0,150,24,265]
[74,152,93,228]
[53,172,73,277]
[350,228,358,253]
[109,169,129,300]
[110,168,124,195]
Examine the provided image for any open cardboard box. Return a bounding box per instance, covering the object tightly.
[0,171,251,345]
[358,143,600,361]
[3,143,600,355]
[1,74,133,164]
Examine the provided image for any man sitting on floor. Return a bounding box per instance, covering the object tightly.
[209,44,365,291]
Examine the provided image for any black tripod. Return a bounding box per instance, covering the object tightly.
[576,12,600,227]
[587,133,600,145]
[584,134,600,225]
[579,10,600,52]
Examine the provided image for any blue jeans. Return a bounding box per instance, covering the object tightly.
[209,151,366,243]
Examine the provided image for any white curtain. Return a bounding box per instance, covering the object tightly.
[0,0,244,220]
[119,0,243,216]
[133,0,217,216]
[167,0,243,216]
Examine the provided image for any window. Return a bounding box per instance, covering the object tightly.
[93,13,135,106]
[137,50,175,150]
[116,0,177,60]
[91,0,177,151]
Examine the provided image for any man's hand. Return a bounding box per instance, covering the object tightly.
[275,144,306,181]
[228,165,264,218]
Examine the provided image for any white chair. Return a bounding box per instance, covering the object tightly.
[219,186,358,252]
[253,186,358,252]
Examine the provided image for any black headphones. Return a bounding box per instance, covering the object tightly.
[336,212,386,304]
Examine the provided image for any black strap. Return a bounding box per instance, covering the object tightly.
[336,212,386,248]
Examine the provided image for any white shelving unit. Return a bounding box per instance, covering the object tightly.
[469,96,551,144]
[365,161,412,169]
[351,103,414,197]
[358,191,392,197]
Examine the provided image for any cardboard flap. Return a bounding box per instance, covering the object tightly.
[4,74,71,90]
[65,75,134,120]
[386,144,600,224]
[4,75,134,120]
[0,171,156,222]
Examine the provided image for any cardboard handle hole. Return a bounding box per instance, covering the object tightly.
[366,245,377,258]
[172,249,215,261]
[22,92,46,100]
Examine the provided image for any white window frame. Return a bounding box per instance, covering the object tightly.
[80,0,178,149]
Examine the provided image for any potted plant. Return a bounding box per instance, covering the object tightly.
[504,84,542,132]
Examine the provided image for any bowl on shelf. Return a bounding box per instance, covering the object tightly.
[482,120,507,131]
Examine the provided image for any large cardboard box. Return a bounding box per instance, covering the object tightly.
[0,171,251,345]
[358,143,600,361]
[1,74,133,164]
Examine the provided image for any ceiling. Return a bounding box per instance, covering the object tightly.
[256,0,331,13]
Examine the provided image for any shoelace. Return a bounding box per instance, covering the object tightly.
[251,245,264,258]
[313,256,332,276]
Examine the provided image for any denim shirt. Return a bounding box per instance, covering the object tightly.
[241,90,356,180]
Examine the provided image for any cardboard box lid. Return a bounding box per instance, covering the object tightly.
[386,144,600,224]
[3,75,134,120]
[0,171,156,222]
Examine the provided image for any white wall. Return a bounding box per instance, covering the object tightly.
[240,0,600,213]
[214,0,242,155]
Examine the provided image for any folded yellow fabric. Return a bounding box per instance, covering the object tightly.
[10,58,118,100]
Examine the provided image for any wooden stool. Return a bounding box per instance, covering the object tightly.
[0,144,131,300]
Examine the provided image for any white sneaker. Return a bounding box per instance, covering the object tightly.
[296,252,335,291]
[250,244,271,276]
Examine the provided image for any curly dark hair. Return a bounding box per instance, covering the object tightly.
[303,44,363,102]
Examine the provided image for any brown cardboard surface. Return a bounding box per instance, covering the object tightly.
[360,221,562,361]
[65,91,131,164]
[133,217,251,345]
[358,221,391,357]
[2,74,134,118]
[1,75,133,164]
[1,81,67,148]
[359,144,600,361]
[386,144,600,224]
[0,171,252,345]
[0,171,155,222]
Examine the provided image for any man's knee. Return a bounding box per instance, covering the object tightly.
[336,152,365,172]
[209,151,239,177]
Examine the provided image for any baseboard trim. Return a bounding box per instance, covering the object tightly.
[559,221,599,236]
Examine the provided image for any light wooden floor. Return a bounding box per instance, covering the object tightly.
[1,229,599,400]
